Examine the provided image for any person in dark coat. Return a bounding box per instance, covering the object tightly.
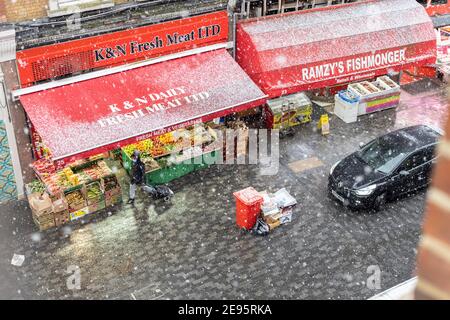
[127,150,145,204]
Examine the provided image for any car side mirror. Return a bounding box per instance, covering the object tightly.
[399,170,410,176]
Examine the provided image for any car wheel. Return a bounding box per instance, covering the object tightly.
[373,193,387,212]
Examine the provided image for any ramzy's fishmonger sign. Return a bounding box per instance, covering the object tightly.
[301,48,406,82]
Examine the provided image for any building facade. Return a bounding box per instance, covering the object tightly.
[0,0,440,202]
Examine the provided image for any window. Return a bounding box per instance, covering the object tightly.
[424,145,437,162]
[398,150,430,172]
[47,0,114,18]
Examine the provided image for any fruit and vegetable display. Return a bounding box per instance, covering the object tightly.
[87,182,102,203]
[141,154,160,172]
[33,158,56,176]
[122,127,215,159]
[97,161,113,176]
[66,190,85,210]
[104,175,120,192]
[28,180,46,194]
[28,157,121,230]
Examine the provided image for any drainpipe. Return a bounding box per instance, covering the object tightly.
[228,0,246,59]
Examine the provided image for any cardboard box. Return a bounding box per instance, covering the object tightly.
[66,189,87,213]
[54,210,70,227]
[105,193,122,207]
[29,193,53,216]
[52,197,68,213]
[32,214,55,231]
[279,212,293,224]
[88,200,106,214]
[264,216,281,231]
[104,187,121,199]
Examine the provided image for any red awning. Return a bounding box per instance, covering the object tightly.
[236,0,437,98]
[19,49,266,165]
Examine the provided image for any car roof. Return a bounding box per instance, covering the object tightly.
[385,125,441,150]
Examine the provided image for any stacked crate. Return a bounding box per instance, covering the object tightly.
[86,181,106,213]
[29,193,55,231]
[52,197,70,227]
[104,175,122,207]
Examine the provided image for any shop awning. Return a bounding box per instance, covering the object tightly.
[19,49,266,165]
[236,0,437,98]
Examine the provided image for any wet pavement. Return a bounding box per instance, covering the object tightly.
[0,79,448,300]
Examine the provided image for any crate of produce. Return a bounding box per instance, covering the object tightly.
[103,175,120,192]
[33,214,55,231]
[26,180,46,198]
[86,181,104,206]
[65,187,87,213]
[97,161,113,176]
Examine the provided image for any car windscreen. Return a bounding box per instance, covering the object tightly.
[357,134,416,174]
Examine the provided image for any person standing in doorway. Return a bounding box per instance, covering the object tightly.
[127,150,145,204]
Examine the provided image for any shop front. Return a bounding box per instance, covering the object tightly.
[236,0,437,122]
[13,11,267,230]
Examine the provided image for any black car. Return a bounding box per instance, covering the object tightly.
[328,125,443,211]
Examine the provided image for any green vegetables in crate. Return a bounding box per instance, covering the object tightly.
[87,183,102,200]
[29,180,46,194]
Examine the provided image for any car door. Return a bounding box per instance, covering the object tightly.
[417,145,437,187]
[390,153,420,196]
[409,150,429,190]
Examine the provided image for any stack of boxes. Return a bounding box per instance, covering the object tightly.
[52,197,69,227]
[86,181,106,213]
[29,193,55,231]
[260,188,297,231]
[104,176,122,207]
[66,188,88,221]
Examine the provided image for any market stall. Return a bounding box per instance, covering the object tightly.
[27,156,122,230]
[334,76,401,123]
[17,49,266,230]
[121,125,221,185]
